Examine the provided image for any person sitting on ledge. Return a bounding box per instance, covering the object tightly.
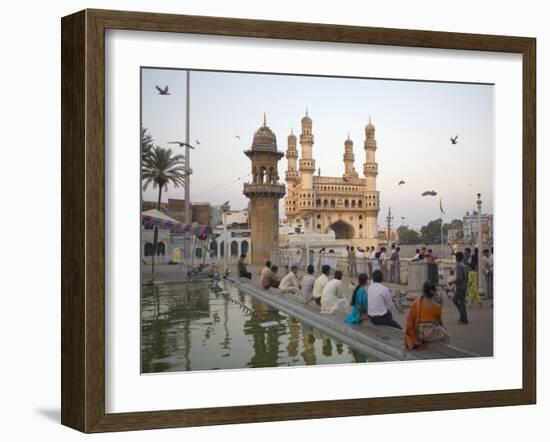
[299,265,316,304]
[312,265,331,306]
[279,264,300,295]
[260,260,272,284]
[321,270,349,314]
[261,265,280,290]
[344,273,369,325]
[405,281,450,350]
[367,270,402,329]
[237,254,252,279]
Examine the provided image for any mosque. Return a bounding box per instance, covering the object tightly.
[243,111,380,264]
[284,111,380,247]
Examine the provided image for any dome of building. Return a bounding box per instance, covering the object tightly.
[288,128,297,142]
[345,133,353,145]
[251,115,277,150]
[365,116,375,131]
[301,109,312,125]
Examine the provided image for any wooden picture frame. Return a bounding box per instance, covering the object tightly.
[61,8,536,433]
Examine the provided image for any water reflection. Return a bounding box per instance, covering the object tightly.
[141,281,377,373]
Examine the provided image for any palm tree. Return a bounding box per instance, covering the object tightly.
[141,126,155,170]
[142,146,186,274]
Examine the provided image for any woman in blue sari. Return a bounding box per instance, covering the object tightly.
[344,273,369,324]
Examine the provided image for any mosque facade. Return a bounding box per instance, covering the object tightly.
[284,111,380,246]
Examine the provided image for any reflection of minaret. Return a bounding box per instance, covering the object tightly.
[343,133,358,179]
[298,109,315,214]
[363,116,380,239]
[285,128,299,219]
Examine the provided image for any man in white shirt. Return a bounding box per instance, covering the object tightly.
[312,265,331,306]
[320,270,349,314]
[300,265,316,304]
[367,270,402,329]
[482,248,493,299]
[279,264,300,295]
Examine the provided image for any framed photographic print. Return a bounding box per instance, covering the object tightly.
[61,9,536,433]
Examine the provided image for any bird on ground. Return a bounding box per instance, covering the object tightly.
[398,180,406,185]
[155,85,170,95]
[168,141,195,149]
[450,135,459,145]
[421,190,438,196]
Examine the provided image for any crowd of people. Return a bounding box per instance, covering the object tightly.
[236,243,494,351]
[314,244,402,284]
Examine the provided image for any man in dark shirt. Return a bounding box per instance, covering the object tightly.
[237,254,252,279]
[450,251,469,324]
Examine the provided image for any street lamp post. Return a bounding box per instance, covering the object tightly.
[184,70,191,262]
[476,193,483,294]
[221,203,230,274]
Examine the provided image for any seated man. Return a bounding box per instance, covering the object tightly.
[261,265,280,289]
[260,260,272,284]
[321,270,349,314]
[367,270,402,329]
[237,254,252,279]
[312,265,331,306]
[299,265,316,304]
[279,264,300,295]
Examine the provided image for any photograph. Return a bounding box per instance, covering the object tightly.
[140,67,495,373]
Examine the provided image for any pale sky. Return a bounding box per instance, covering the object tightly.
[141,68,494,229]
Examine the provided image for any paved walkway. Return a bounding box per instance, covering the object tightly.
[142,263,494,357]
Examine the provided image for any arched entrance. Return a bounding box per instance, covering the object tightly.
[330,220,355,240]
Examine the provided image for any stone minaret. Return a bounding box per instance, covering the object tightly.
[363,117,380,239]
[298,110,315,214]
[243,115,286,265]
[284,129,299,219]
[343,133,358,179]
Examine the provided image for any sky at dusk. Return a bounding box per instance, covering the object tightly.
[141,68,494,229]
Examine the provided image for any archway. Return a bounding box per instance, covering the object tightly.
[330,220,355,240]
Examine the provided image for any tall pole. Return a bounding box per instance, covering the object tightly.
[386,206,393,245]
[184,70,191,261]
[185,70,191,224]
[476,193,483,294]
[305,214,310,267]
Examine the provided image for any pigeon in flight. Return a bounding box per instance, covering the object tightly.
[168,141,195,149]
[450,135,459,145]
[398,180,406,185]
[421,190,438,196]
[155,85,170,95]
[223,201,230,206]
[234,135,241,139]
[195,139,201,145]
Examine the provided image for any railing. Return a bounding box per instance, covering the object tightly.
[270,250,456,286]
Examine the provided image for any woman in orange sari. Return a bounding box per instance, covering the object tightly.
[405,281,450,350]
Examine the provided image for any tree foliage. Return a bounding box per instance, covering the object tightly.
[397,225,421,244]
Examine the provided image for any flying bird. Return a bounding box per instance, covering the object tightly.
[195,139,201,145]
[421,190,438,196]
[155,85,170,95]
[450,135,459,145]
[234,135,241,139]
[223,201,230,206]
[168,141,195,149]
[398,180,406,185]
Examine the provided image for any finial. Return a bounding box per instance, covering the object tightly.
[291,127,294,135]
[263,112,267,127]
[347,132,350,140]
[306,107,308,117]
[369,115,371,124]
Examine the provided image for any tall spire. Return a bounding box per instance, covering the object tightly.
[263,112,267,127]
[369,115,371,124]
[306,107,308,117]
